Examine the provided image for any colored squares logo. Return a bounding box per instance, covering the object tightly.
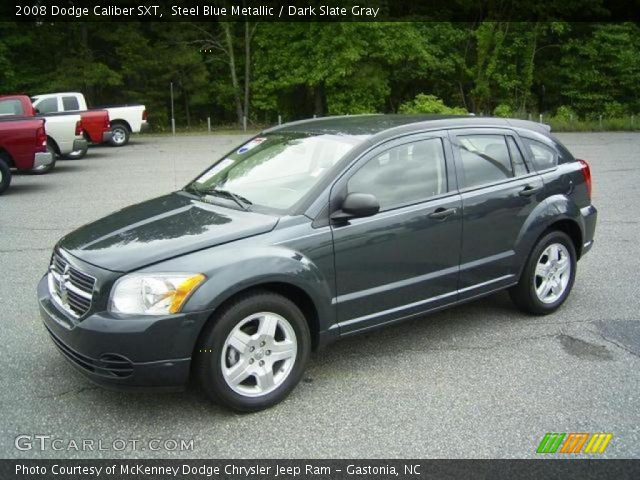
[537,433,612,454]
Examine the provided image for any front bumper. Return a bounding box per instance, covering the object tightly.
[580,205,597,256]
[33,151,53,169]
[38,274,210,391]
[101,130,113,143]
[72,138,88,152]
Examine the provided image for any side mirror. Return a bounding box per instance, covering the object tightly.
[331,192,380,221]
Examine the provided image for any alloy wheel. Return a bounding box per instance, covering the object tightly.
[534,243,571,304]
[221,312,297,397]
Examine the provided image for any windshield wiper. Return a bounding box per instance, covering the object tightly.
[203,187,252,211]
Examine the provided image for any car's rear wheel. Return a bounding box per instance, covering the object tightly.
[509,230,577,315]
[194,291,311,412]
[0,155,11,195]
[109,122,130,147]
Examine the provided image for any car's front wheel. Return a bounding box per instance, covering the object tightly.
[510,230,577,315]
[195,291,311,412]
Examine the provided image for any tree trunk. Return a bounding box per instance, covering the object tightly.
[222,23,244,125]
[243,21,251,124]
[314,83,324,116]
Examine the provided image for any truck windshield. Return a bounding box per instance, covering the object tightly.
[185,132,367,211]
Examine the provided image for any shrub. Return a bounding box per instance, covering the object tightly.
[493,104,513,118]
[555,106,577,122]
[398,94,467,115]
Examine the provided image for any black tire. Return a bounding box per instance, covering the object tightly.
[509,230,577,315]
[30,141,57,175]
[63,141,89,160]
[0,155,11,195]
[109,122,130,147]
[194,291,311,412]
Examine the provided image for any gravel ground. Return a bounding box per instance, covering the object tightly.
[0,132,638,459]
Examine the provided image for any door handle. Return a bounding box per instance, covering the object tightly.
[519,185,541,197]
[428,207,457,220]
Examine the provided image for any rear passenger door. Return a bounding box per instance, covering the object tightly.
[449,128,544,299]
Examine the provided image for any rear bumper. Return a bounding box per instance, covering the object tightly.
[139,121,150,133]
[72,138,88,152]
[101,130,113,143]
[580,205,597,256]
[33,151,53,169]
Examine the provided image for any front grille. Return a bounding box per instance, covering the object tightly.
[48,252,96,318]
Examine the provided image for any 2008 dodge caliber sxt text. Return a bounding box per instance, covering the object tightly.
[38,115,597,411]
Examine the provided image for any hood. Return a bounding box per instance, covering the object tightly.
[59,193,279,272]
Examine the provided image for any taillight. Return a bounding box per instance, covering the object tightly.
[104,117,110,129]
[578,159,592,200]
[36,125,47,149]
[142,110,148,121]
[75,120,83,136]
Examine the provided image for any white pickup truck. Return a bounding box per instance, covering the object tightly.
[32,92,148,147]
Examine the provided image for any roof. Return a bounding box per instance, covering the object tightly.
[264,114,551,137]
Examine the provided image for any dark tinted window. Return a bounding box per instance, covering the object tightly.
[35,97,58,114]
[457,134,514,188]
[62,96,80,111]
[348,138,447,211]
[523,138,558,170]
[506,136,528,176]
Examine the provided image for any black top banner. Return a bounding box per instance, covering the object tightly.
[2,459,640,480]
[3,0,640,22]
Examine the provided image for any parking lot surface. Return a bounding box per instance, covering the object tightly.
[1,132,639,458]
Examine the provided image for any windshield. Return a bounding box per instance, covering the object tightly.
[185,132,367,211]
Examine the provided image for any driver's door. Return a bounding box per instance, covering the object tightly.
[330,132,462,334]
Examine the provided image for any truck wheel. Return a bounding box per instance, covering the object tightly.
[31,141,57,175]
[110,122,130,147]
[0,156,11,195]
[63,142,89,160]
[509,230,577,315]
[194,291,311,412]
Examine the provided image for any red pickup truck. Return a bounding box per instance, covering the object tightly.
[0,116,54,194]
[0,95,111,160]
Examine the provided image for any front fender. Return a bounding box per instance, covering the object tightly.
[150,243,335,334]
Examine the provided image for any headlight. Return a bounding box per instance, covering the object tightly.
[109,273,206,315]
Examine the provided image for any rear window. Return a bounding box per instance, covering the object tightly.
[62,96,80,111]
[35,97,58,114]
[0,99,23,116]
[523,138,558,171]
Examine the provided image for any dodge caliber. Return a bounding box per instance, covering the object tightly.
[38,115,597,411]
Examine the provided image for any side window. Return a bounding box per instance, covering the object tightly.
[523,138,558,171]
[35,97,58,114]
[347,138,447,211]
[506,136,529,176]
[62,96,80,111]
[456,134,514,188]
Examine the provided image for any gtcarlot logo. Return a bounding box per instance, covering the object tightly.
[14,434,194,452]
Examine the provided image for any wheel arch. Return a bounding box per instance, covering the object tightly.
[0,148,14,167]
[46,136,61,155]
[196,282,322,354]
[110,119,132,132]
